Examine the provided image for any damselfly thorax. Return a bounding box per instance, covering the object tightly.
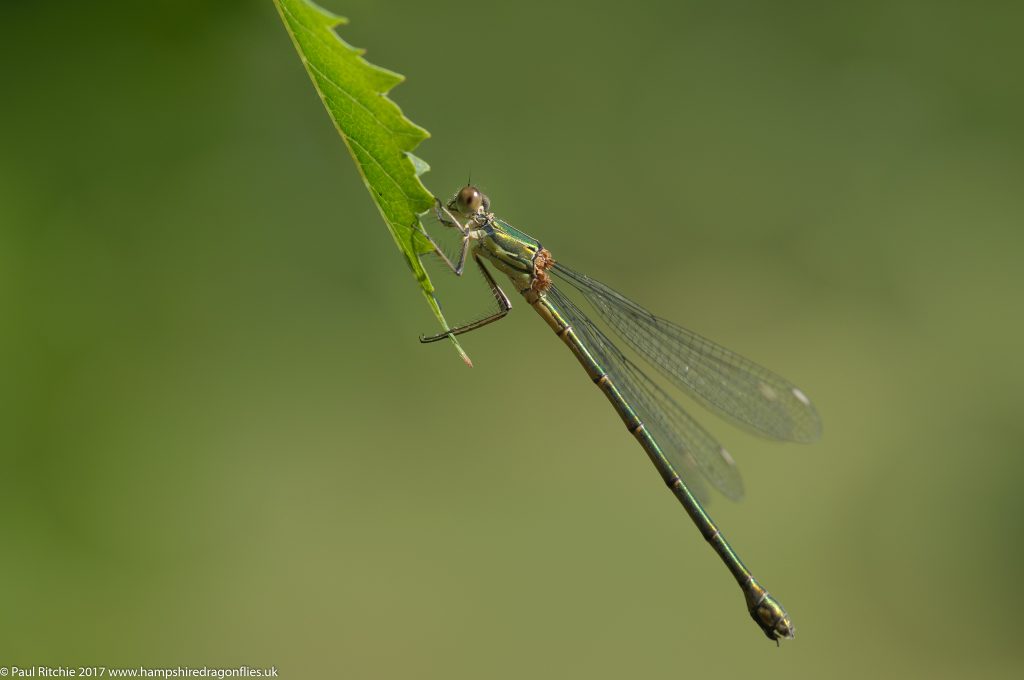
[469,214,555,301]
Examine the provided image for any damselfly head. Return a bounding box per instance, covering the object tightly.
[448,185,490,216]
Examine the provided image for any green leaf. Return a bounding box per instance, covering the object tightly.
[273,0,470,365]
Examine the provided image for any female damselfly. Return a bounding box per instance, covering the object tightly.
[418,186,821,642]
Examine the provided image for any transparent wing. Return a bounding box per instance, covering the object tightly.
[552,263,822,443]
[548,285,743,502]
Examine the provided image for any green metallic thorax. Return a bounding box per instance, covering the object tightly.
[472,218,544,294]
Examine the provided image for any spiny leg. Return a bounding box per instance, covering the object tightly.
[417,197,472,276]
[420,256,512,343]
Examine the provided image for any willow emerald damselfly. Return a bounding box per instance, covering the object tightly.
[417,186,821,642]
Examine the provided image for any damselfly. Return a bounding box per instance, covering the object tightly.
[418,186,821,642]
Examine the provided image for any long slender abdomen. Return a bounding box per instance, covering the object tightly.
[526,293,794,642]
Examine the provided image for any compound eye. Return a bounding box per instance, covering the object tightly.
[455,186,484,213]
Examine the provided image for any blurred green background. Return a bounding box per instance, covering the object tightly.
[3,0,1023,677]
